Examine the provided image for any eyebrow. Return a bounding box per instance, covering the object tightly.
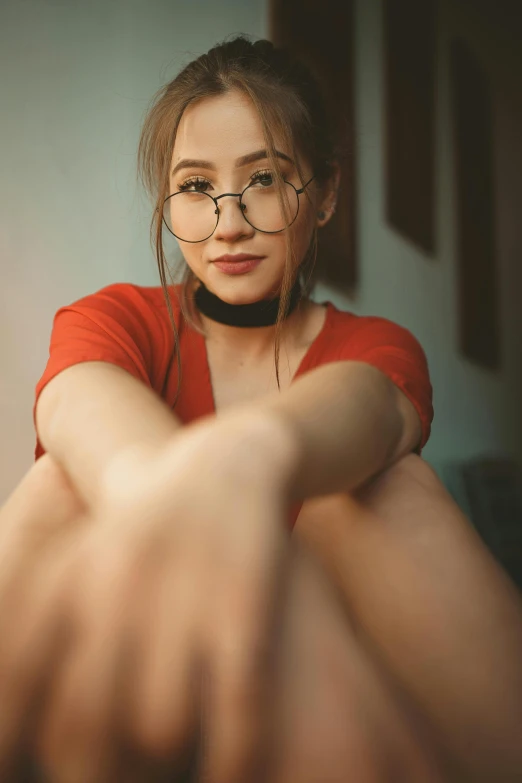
[170,149,294,178]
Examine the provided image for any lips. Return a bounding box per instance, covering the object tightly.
[211,254,265,263]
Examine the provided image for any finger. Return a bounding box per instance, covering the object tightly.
[125,543,204,767]
[200,561,285,783]
[0,459,92,777]
[203,605,274,783]
[0,528,84,779]
[36,531,137,783]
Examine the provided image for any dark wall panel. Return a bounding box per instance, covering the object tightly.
[270,0,357,292]
[450,38,500,370]
[384,0,437,254]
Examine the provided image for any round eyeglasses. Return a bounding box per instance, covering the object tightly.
[161,176,315,243]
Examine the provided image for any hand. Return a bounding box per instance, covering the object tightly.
[0,455,93,781]
[33,410,299,783]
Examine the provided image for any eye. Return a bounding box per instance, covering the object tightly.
[249,169,274,187]
[177,176,211,192]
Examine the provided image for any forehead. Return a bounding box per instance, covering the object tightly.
[172,90,286,163]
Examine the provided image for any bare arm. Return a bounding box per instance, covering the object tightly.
[253,360,422,502]
[35,361,186,513]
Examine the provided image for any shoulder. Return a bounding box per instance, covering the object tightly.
[34,283,186,461]
[64,281,182,325]
[319,301,434,449]
[54,281,185,349]
[40,281,185,395]
[323,302,429,367]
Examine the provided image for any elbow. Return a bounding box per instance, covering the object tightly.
[389,382,423,462]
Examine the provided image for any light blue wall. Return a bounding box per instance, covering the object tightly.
[1,0,267,500]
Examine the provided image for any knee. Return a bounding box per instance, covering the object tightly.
[359,453,443,501]
[33,454,83,506]
[32,453,62,484]
[386,453,441,487]
[2,454,86,526]
[350,453,455,529]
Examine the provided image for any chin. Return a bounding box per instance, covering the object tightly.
[206,268,281,303]
[214,287,268,306]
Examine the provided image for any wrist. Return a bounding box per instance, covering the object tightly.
[99,441,172,513]
[233,408,303,501]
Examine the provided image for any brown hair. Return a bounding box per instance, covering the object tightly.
[137,34,338,407]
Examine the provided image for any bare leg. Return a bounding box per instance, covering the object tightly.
[270,535,446,783]
[0,455,87,538]
[1,456,445,783]
[296,454,522,782]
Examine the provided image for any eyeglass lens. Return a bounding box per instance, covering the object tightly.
[162,181,299,242]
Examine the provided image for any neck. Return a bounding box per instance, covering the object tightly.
[191,278,310,360]
[200,303,310,359]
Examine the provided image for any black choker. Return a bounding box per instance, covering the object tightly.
[194,278,303,327]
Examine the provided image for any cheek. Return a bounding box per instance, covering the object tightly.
[291,206,316,255]
[179,245,204,273]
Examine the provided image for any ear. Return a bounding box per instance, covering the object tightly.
[316,162,341,228]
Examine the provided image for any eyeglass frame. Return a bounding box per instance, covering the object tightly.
[159,175,316,243]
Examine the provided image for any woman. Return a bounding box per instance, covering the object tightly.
[1,35,522,782]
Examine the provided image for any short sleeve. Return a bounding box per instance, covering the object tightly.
[337,317,434,452]
[33,283,157,461]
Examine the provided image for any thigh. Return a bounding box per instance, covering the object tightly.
[295,454,522,782]
[269,536,446,783]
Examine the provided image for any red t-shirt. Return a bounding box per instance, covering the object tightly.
[33,283,434,529]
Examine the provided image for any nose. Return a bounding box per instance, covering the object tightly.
[213,195,253,241]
